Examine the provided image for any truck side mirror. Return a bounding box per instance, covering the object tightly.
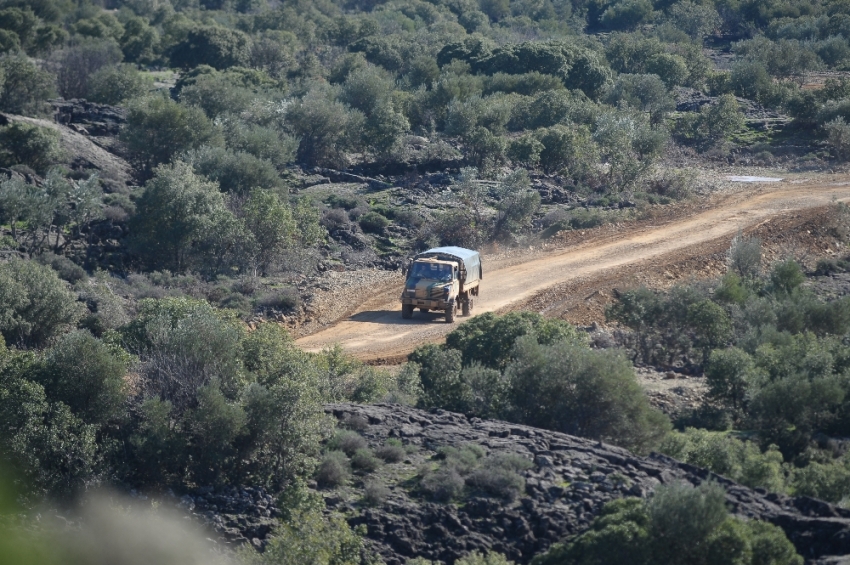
[459,269,466,282]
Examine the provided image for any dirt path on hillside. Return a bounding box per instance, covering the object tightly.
[296,177,850,361]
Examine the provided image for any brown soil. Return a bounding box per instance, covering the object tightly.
[295,176,850,363]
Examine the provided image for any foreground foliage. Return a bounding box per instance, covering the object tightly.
[533,482,802,565]
[411,311,670,453]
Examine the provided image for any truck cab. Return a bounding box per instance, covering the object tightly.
[400,247,481,323]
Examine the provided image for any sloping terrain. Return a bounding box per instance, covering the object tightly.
[296,177,850,361]
[321,403,850,565]
[1,110,132,185]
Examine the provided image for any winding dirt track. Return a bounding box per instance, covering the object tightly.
[296,177,850,361]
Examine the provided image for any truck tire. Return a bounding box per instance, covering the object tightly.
[462,298,472,316]
[445,300,456,323]
[402,304,414,319]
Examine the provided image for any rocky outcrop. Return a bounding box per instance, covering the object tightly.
[51,99,126,137]
[323,403,850,565]
[174,485,281,551]
[0,113,132,186]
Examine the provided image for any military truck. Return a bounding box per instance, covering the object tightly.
[400,246,482,323]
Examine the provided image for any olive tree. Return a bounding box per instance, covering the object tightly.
[120,96,223,179]
[0,54,56,116]
[170,26,251,70]
[36,330,129,426]
[0,258,84,348]
[128,161,238,273]
[0,121,63,174]
[285,89,365,168]
[505,336,670,453]
[241,188,298,275]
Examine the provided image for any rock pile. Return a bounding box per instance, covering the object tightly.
[51,99,126,137]
[323,403,850,565]
[177,485,281,551]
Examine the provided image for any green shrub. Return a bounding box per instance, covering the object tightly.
[121,96,223,178]
[660,429,786,492]
[505,337,670,454]
[186,382,247,485]
[420,466,465,502]
[359,211,390,234]
[245,502,363,565]
[704,348,759,413]
[328,430,368,456]
[601,0,654,29]
[507,134,543,167]
[769,259,805,295]
[36,330,128,426]
[362,479,390,506]
[686,299,733,363]
[170,27,250,70]
[223,120,297,168]
[727,233,762,279]
[122,297,246,412]
[316,451,350,489]
[825,117,850,161]
[465,454,532,501]
[86,64,148,105]
[667,0,721,40]
[0,259,84,348]
[375,441,405,463]
[128,162,239,273]
[52,39,123,101]
[532,483,802,565]
[188,146,282,194]
[36,253,85,285]
[410,345,469,412]
[677,94,745,148]
[444,311,586,370]
[350,448,381,472]
[606,74,674,123]
[254,288,299,312]
[790,458,850,503]
[0,122,63,174]
[285,89,365,168]
[0,54,56,116]
[177,69,278,119]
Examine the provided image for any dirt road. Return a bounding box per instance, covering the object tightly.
[296,178,850,361]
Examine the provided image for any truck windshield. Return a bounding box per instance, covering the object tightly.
[410,262,453,281]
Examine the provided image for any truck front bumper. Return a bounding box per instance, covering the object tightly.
[401,297,449,309]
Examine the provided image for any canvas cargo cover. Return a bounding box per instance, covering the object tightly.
[415,246,482,283]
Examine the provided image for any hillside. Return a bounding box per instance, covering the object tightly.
[7,0,850,563]
[315,404,850,565]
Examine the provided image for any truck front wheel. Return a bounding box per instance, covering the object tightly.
[402,304,414,319]
[445,300,456,323]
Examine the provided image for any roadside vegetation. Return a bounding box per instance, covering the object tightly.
[0,0,849,562]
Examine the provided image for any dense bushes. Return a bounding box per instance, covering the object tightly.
[411,311,669,453]
[0,122,63,174]
[607,233,850,462]
[533,482,802,565]
[0,259,84,348]
[128,162,318,276]
[417,444,532,502]
[0,287,430,498]
[0,55,55,116]
[120,96,222,179]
